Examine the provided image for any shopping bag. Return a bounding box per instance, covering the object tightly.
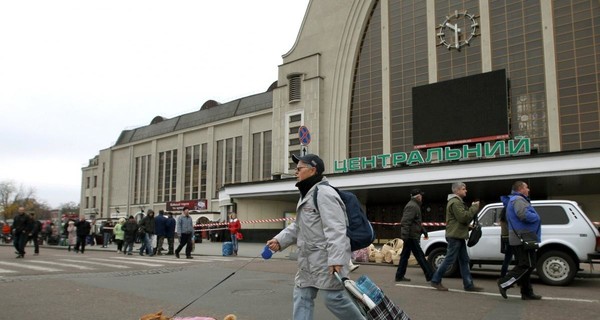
[236,232,243,240]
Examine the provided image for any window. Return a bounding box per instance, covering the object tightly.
[288,74,302,102]
[156,150,177,203]
[92,196,96,209]
[134,155,151,204]
[184,145,202,200]
[86,177,90,189]
[215,137,243,197]
[252,130,272,181]
[93,176,97,188]
[535,205,570,225]
[287,113,303,171]
[85,196,89,209]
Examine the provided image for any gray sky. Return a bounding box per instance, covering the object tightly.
[0,0,309,208]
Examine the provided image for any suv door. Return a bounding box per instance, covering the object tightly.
[468,206,504,260]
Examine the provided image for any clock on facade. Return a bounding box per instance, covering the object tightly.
[437,10,479,50]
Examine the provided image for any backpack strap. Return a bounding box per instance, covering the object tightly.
[312,181,332,212]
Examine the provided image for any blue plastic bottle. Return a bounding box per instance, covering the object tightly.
[356,275,383,305]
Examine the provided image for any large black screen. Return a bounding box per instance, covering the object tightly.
[412,69,509,148]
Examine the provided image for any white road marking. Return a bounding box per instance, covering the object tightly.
[0,268,17,274]
[88,258,164,267]
[0,261,61,272]
[60,259,130,269]
[111,256,189,264]
[395,283,599,304]
[28,260,94,270]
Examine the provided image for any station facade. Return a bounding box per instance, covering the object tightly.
[82,0,600,241]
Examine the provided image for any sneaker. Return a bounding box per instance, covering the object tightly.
[16,255,23,259]
[521,293,542,300]
[465,286,484,292]
[186,256,194,259]
[497,280,507,299]
[431,282,448,291]
[127,252,133,255]
[175,252,180,259]
[395,277,411,282]
[350,265,360,273]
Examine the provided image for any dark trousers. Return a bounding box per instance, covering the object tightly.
[14,232,27,255]
[175,233,193,257]
[167,236,175,253]
[156,236,166,254]
[395,238,434,281]
[500,237,514,277]
[75,235,87,253]
[498,245,536,294]
[29,233,40,253]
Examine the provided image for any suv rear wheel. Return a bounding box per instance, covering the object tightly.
[536,250,576,286]
[428,247,459,277]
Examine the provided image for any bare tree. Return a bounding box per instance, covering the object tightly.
[0,180,16,221]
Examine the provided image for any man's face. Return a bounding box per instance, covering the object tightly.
[295,161,315,182]
[183,209,189,216]
[519,183,530,197]
[456,186,468,198]
[18,207,25,215]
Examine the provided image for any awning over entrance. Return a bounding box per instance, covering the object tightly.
[222,150,600,204]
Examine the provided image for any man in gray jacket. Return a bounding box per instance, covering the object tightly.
[267,154,364,320]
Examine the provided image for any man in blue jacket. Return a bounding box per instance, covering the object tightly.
[497,181,542,300]
[154,210,168,255]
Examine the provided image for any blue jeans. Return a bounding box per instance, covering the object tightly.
[139,233,153,255]
[103,232,111,247]
[231,233,238,253]
[292,286,365,320]
[431,237,474,289]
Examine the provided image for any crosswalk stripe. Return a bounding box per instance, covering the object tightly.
[0,268,17,274]
[28,260,95,270]
[111,256,190,264]
[88,258,164,267]
[0,261,61,272]
[60,259,130,269]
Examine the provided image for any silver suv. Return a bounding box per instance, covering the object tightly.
[420,200,600,286]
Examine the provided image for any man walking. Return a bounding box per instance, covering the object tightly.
[430,182,483,292]
[154,210,168,255]
[175,207,194,259]
[498,181,542,300]
[29,213,42,255]
[138,210,156,256]
[395,188,434,282]
[12,207,32,258]
[267,154,365,320]
[165,212,176,255]
[74,215,91,254]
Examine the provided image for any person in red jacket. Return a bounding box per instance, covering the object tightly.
[228,213,241,256]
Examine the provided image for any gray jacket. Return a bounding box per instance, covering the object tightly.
[274,178,350,290]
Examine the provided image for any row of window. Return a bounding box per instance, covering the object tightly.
[85,176,97,189]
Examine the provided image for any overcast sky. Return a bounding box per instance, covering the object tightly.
[0,0,309,208]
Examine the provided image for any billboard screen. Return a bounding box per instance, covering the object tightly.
[412,69,509,148]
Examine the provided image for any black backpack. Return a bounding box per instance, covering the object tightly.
[313,182,376,251]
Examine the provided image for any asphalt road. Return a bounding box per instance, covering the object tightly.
[1,243,599,320]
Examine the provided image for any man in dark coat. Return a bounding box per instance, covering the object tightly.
[395,188,434,282]
[165,212,176,255]
[138,210,156,256]
[154,210,167,255]
[74,215,91,254]
[29,213,42,255]
[13,207,32,258]
[122,216,138,255]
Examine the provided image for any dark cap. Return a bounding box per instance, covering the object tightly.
[292,153,324,175]
[410,188,425,197]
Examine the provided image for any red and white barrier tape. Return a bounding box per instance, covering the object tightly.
[194,217,446,227]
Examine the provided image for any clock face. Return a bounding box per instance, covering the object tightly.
[437,10,479,50]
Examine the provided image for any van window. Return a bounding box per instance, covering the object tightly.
[534,205,570,225]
